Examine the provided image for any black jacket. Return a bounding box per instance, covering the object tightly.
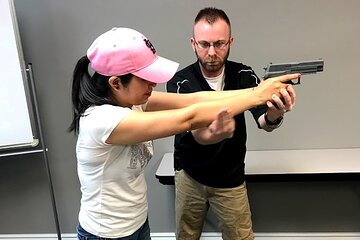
[166,61,267,188]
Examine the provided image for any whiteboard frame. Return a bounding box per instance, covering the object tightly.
[0,0,38,151]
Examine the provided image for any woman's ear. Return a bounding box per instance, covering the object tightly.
[108,76,121,90]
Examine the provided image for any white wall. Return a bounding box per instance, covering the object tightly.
[0,0,359,235]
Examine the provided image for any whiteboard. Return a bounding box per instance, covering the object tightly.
[0,0,35,150]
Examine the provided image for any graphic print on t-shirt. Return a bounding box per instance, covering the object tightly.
[128,141,153,170]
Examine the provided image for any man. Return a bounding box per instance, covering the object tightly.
[166,7,296,240]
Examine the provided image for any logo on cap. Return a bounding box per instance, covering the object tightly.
[143,38,156,54]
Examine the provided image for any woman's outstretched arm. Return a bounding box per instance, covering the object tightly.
[107,73,300,144]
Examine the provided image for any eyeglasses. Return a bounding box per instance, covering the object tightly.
[194,39,230,50]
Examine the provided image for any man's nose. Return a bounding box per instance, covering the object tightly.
[207,45,216,55]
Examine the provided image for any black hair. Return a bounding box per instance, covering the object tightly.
[194,7,231,29]
[68,56,132,133]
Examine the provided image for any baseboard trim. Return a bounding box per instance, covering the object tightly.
[0,232,360,239]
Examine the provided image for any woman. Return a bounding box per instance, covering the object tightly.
[69,27,298,240]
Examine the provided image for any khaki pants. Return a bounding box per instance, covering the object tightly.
[175,170,254,240]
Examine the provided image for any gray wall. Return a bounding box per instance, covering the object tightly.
[0,0,359,235]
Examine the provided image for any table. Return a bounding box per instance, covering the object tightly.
[156,149,360,185]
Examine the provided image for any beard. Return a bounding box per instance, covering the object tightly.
[195,48,230,73]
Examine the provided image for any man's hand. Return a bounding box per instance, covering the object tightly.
[192,108,235,145]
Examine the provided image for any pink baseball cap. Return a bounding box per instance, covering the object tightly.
[87,27,179,83]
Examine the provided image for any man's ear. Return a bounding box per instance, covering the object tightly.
[229,36,234,47]
[108,76,121,90]
[190,37,196,53]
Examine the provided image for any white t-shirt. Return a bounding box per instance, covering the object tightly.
[76,104,153,238]
[205,67,225,91]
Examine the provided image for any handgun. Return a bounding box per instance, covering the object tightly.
[263,59,324,85]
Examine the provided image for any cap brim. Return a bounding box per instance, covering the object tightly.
[132,56,179,83]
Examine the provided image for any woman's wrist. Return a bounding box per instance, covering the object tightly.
[251,86,266,106]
